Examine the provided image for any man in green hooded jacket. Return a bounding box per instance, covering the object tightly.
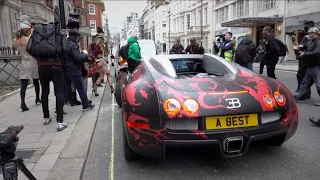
[127,36,142,73]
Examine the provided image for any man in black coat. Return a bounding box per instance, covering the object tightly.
[170,38,184,54]
[63,29,95,114]
[293,21,314,99]
[262,26,279,79]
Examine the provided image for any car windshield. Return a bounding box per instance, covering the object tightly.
[139,41,156,57]
[170,59,199,73]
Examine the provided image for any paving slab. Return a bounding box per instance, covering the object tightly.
[0,76,106,179]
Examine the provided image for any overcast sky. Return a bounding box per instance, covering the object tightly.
[103,1,147,32]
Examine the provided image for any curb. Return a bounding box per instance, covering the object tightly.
[0,84,34,102]
[46,82,107,180]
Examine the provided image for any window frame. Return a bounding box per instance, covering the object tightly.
[89,4,96,15]
[260,0,275,11]
[90,20,96,30]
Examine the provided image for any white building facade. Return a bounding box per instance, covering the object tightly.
[153,5,167,54]
[142,0,319,58]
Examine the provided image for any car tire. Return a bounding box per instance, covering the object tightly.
[263,133,286,146]
[122,106,137,160]
[123,127,137,160]
[115,80,122,107]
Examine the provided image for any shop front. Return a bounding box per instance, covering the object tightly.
[221,17,283,46]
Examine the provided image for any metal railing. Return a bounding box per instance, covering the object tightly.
[0,46,21,93]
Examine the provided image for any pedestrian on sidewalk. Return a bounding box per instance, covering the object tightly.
[183,37,205,55]
[262,26,280,79]
[13,15,41,112]
[63,14,95,116]
[293,21,315,100]
[26,8,66,130]
[217,32,234,62]
[293,27,320,106]
[234,34,256,70]
[257,41,266,74]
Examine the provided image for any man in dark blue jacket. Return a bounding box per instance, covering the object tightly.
[63,29,95,118]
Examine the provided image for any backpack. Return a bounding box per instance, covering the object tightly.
[235,43,251,65]
[274,38,286,57]
[26,22,62,58]
[119,44,130,59]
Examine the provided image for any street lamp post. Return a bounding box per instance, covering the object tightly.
[153,20,155,41]
[168,10,171,50]
[58,0,66,29]
[200,0,203,46]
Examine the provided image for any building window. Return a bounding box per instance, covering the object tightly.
[163,33,167,40]
[204,37,208,52]
[260,0,275,11]
[204,7,208,25]
[233,0,249,18]
[46,0,53,9]
[198,9,202,26]
[89,4,95,15]
[11,12,19,35]
[193,12,196,26]
[216,0,225,5]
[218,6,228,22]
[187,14,191,30]
[90,20,96,30]
[162,23,166,28]
[182,16,185,31]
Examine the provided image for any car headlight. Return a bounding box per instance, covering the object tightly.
[163,98,181,115]
[274,91,286,106]
[263,93,275,108]
[183,99,199,114]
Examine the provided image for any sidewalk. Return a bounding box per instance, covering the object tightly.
[253,61,298,72]
[0,77,106,180]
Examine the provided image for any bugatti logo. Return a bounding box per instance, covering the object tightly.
[225,98,241,109]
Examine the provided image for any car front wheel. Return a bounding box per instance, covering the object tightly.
[115,80,122,107]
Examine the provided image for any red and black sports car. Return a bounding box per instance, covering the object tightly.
[114,54,298,160]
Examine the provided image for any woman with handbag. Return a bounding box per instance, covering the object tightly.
[88,30,114,96]
[13,15,41,112]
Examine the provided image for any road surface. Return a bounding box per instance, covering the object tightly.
[82,70,320,180]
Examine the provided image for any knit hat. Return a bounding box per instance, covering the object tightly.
[18,15,31,30]
[308,27,320,34]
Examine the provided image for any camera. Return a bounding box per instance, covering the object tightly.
[0,125,23,161]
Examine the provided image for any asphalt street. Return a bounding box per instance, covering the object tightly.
[82,69,320,180]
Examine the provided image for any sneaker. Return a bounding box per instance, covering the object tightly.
[57,122,68,131]
[83,104,95,111]
[43,117,52,125]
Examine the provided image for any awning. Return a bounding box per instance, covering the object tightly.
[221,17,283,27]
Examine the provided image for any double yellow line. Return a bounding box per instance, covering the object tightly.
[109,95,115,180]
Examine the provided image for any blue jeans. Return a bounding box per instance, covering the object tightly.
[63,73,89,108]
[246,62,253,70]
[294,67,320,100]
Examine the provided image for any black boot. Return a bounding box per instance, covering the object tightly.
[20,103,29,112]
[70,91,82,106]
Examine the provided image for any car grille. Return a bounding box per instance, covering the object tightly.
[165,118,198,130]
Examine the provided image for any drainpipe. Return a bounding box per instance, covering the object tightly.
[283,0,287,61]
[58,0,66,29]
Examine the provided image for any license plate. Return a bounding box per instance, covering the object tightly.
[206,114,258,130]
